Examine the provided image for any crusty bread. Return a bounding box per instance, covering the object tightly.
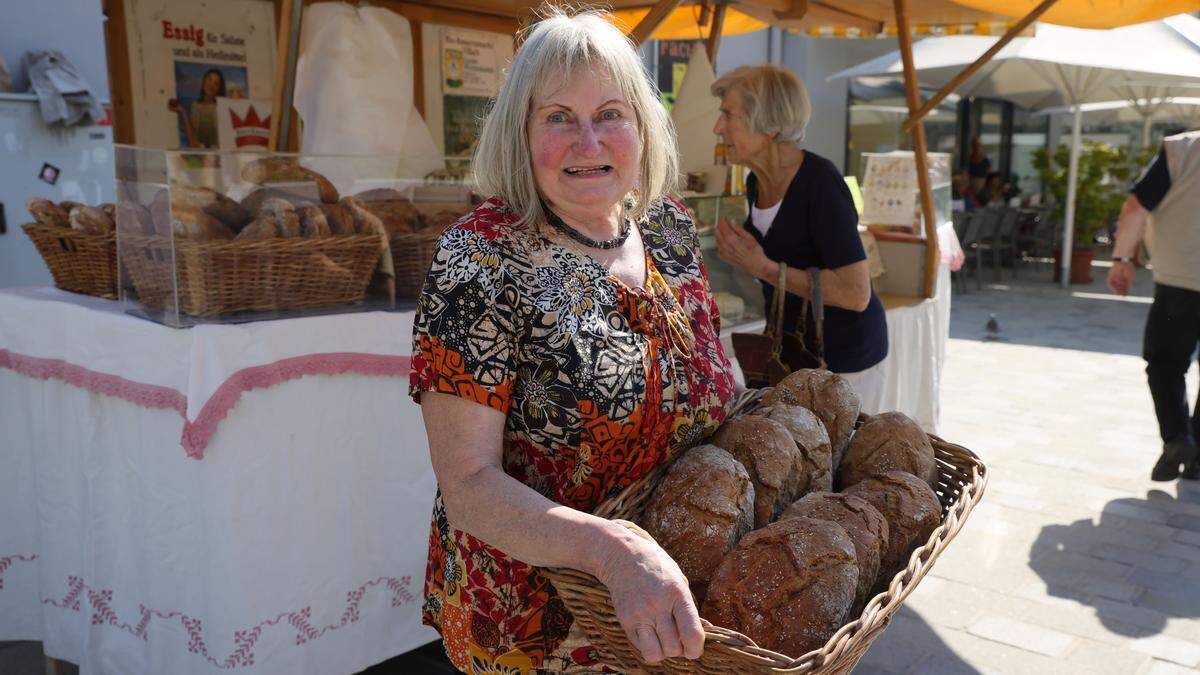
[780,492,888,612]
[749,403,833,496]
[712,416,802,527]
[640,445,755,602]
[845,471,942,585]
[838,411,937,490]
[701,516,858,657]
[762,369,861,468]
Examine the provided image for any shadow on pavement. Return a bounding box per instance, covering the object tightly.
[854,605,981,675]
[1028,484,1200,639]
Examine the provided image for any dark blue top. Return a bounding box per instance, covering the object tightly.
[968,155,991,179]
[743,152,888,374]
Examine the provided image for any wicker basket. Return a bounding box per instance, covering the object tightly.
[543,435,987,674]
[120,233,385,317]
[391,228,442,300]
[22,223,118,299]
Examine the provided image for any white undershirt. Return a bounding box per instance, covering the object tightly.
[750,200,782,238]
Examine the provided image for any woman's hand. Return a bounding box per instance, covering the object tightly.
[715,217,770,279]
[595,520,705,664]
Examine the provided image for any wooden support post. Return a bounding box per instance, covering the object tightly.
[706,2,728,65]
[894,0,939,299]
[901,0,1061,132]
[628,0,683,46]
[412,19,425,119]
[101,0,135,144]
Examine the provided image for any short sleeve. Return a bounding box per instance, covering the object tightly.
[1132,147,1171,212]
[409,226,518,413]
[810,168,867,270]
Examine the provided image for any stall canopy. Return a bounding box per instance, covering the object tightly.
[945,0,1200,29]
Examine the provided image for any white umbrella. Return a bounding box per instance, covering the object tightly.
[1035,96,1200,144]
[830,14,1200,286]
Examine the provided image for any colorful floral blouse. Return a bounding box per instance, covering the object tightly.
[409,197,736,673]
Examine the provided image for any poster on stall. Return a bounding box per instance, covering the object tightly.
[657,40,700,111]
[443,95,491,177]
[861,153,918,226]
[441,28,499,97]
[215,97,272,151]
[124,0,276,149]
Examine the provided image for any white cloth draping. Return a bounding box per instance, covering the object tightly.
[0,289,437,675]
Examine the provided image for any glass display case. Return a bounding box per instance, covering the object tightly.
[113,146,476,327]
[680,194,765,330]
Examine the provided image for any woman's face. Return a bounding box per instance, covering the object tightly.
[202,72,222,98]
[527,69,641,219]
[714,89,772,166]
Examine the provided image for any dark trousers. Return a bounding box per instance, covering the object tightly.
[1144,283,1200,446]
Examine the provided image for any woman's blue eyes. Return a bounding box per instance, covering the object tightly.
[546,110,622,123]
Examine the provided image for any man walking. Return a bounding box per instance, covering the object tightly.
[1109,130,1200,481]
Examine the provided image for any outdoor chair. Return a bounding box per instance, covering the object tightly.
[969,208,1001,289]
[992,208,1021,280]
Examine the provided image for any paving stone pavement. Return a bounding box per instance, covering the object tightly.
[857,260,1200,675]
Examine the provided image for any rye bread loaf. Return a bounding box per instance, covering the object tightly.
[845,471,942,584]
[749,403,833,496]
[838,411,938,491]
[701,516,858,657]
[640,444,755,602]
[762,369,860,468]
[780,492,889,612]
[712,416,802,527]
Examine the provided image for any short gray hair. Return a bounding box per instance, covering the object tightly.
[711,65,811,146]
[472,5,678,226]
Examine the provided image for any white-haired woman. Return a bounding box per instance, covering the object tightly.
[410,8,735,672]
[712,65,888,412]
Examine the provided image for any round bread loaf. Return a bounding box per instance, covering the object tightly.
[321,203,357,235]
[640,444,754,602]
[68,205,115,234]
[701,516,858,657]
[361,199,420,236]
[838,412,937,491]
[780,492,888,612]
[749,403,833,495]
[171,204,234,241]
[762,369,860,468]
[171,185,250,232]
[26,198,70,227]
[297,205,331,238]
[712,416,801,527]
[845,471,942,585]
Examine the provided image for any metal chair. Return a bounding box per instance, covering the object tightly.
[991,208,1021,279]
[970,208,1001,289]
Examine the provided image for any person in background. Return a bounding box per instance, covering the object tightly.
[711,64,888,413]
[967,136,991,194]
[977,171,1005,206]
[952,172,980,212]
[1108,129,1200,482]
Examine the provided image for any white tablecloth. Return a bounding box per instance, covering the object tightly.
[0,288,438,675]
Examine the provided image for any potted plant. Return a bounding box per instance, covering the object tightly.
[1033,142,1151,284]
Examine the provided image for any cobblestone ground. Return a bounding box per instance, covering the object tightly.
[857,260,1200,675]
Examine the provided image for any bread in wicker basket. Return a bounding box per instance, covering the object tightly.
[541,434,986,673]
[22,197,119,298]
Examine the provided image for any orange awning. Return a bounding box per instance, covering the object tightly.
[947,0,1200,29]
[608,6,769,41]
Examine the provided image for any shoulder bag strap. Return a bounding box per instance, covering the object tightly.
[806,266,825,362]
[768,261,788,356]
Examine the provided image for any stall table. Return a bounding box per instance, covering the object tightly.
[0,287,437,675]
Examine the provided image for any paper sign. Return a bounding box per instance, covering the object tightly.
[216,97,271,151]
[442,28,498,97]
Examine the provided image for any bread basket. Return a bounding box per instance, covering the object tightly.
[22,223,118,299]
[542,433,987,673]
[120,233,385,317]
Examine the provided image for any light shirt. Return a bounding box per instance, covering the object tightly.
[750,200,782,238]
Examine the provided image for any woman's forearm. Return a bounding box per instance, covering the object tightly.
[440,464,637,577]
[753,258,870,311]
[1112,194,1149,259]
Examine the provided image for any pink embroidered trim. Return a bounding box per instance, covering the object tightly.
[0,349,186,414]
[180,353,412,460]
[0,554,38,590]
[40,573,417,669]
[0,349,410,461]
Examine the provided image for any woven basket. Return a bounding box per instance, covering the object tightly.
[22,223,118,299]
[543,435,987,674]
[391,228,442,300]
[121,233,385,317]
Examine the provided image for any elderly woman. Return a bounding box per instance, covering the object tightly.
[712,65,888,411]
[409,8,735,673]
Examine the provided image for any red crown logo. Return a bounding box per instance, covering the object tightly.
[229,105,271,147]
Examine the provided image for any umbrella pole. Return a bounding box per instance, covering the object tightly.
[1061,103,1083,288]
[894,0,939,299]
[1142,114,1153,147]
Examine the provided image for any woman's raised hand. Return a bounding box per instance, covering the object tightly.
[715,217,767,277]
[594,519,706,664]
